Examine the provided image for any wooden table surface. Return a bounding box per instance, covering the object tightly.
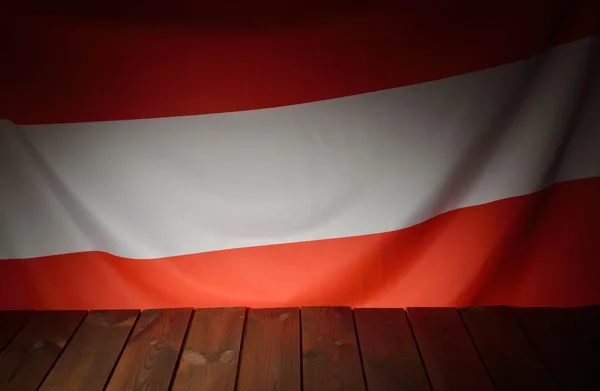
[0,305,598,390]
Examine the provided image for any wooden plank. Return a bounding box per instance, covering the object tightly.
[564,305,600,389]
[354,308,429,391]
[565,305,600,345]
[513,307,591,390]
[0,310,86,391]
[38,310,139,391]
[407,307,494,391]
[236,308,300,391]
[0,311,31,352]
[459,306,557,391]
[302,307,366,391]
[104,308,192,391]
[171,307,246,391]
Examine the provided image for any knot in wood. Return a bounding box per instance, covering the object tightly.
[182,350,207,365]
[278,313,290,321]
[219,350,236,363]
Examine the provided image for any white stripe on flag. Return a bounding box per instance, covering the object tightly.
[1,36,599,260]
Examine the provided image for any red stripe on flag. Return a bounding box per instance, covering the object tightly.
[1,0,599,124]
[1,177,599,310]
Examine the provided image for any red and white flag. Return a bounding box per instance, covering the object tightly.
[1,0,599,310]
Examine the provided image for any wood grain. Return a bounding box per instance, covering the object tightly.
[407,307,494,391]
[0,311,31,352]
[513,307,590,390]
[171,308,245,391]
[104,308,192,391]
[302,307,366,391]
[460,306,557,391]
[236,308,300,391]
[0,311,86,391]
[38,310,139,391]
[354,308,430,391]
[564,305,600,390]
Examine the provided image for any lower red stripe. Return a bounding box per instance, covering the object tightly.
[1,177,599,310]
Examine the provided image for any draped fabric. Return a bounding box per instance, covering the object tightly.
[1,0,599,310]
